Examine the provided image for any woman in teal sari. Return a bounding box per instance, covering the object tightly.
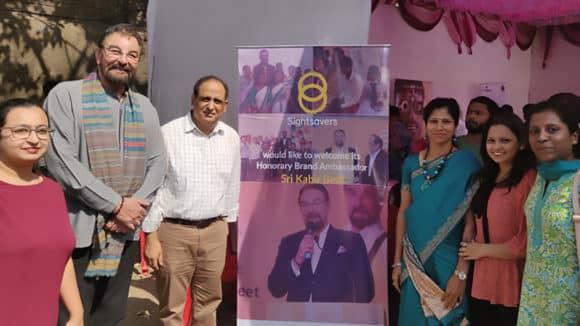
[392,98,480,325]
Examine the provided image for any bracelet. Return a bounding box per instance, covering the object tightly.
[114,197,125,215]
[391,262,402,269]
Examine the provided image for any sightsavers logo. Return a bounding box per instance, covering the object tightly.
[297,71,328,114]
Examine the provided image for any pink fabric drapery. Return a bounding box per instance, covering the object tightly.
[560,23,580,46]
[371,0,580,66]
[542,26,554,68]
[515,23,536,50]
[472,14,501,42]
[499,21,516,59]
[433,0,580,25]
[443,10,477,54]
[399,0,443,31]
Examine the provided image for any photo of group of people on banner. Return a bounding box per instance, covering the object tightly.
[237,46,391,325]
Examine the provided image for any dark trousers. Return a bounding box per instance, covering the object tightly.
[58,240,139,326]
[469,296,518,326]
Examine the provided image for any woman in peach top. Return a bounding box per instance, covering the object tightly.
[460,111,535,325]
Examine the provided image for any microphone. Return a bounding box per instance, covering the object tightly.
[304,223,314,260]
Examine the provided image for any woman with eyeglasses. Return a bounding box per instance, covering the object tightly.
[0,98,83,325]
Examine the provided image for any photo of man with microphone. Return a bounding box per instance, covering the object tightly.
[267,183,374,302]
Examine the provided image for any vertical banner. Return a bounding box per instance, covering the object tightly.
[238,46,390,326]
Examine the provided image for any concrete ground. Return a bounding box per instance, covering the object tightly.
[121,265,236,326]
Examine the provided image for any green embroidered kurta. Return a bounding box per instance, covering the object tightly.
[518,172,580,325]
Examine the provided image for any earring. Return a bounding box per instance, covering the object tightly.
[452,136,457,143]
[423,135,428,141]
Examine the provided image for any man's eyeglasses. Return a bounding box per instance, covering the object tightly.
[0,126,54,140]
[101,46,140,63]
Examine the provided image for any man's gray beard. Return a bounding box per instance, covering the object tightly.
[104,71,131,88]
[105,73,132,87]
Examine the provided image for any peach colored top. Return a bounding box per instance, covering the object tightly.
[471,170,536,307]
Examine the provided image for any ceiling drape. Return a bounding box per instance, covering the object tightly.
[372,0,580,67]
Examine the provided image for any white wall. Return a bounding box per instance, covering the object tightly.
[368,5,532,118]
[147,0,370,126]
[147,2,580,126]
[528,28,580,103]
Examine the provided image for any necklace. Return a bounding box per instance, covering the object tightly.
[420,145,454,188]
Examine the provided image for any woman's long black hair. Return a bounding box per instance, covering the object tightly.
[470,111,535,216]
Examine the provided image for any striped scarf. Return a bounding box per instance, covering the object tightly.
[82,72,147,277]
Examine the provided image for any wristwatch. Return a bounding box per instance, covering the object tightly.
[454,270,467,281]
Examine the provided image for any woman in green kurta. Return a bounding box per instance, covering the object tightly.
[518,94,580,325]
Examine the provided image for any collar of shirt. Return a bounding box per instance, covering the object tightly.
[334,145,346,153]
[368,150,381,176]
[184,113,225,137]
[360,221,384,241]
[316,223,331,249]
[345,221,384,251]
[311,223,331,274]
[369,149,380,160]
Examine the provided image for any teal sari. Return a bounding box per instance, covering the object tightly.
[399,150,480,326]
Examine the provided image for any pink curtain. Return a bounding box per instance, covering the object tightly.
[434,0,580,25]
[560,23,580,46]
[442,10,463,53]
[542,26,554,68]
[473,14,501,42]
[378,0,580,65]
[499,21,516,59]
[399,0,444,31]
[371,0,380,12]
[516,23,537,50]
[443,10,477,54]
